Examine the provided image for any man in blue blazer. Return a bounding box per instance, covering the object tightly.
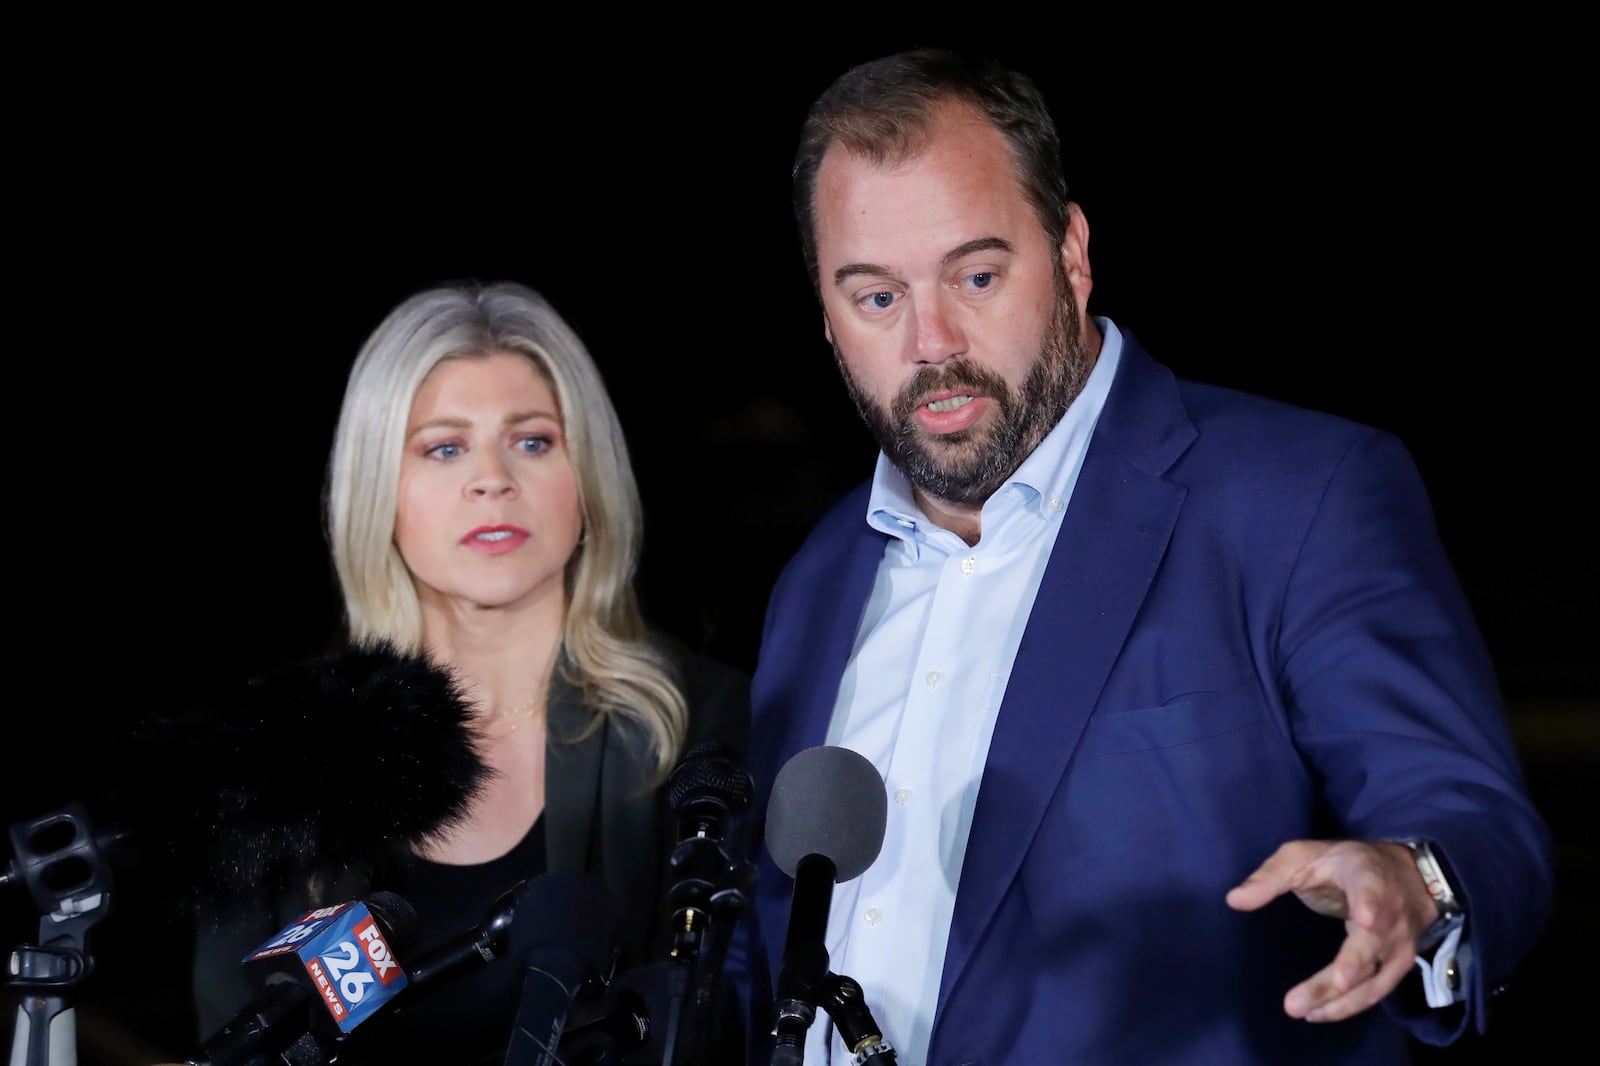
[742,47,1553,1066]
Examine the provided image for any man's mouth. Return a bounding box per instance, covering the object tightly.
[926,395,975,413]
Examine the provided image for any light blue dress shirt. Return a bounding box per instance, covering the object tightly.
[807,321,1123,1066]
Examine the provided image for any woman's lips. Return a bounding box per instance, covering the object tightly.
[462,525,530,554]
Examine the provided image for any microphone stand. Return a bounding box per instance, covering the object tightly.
[4,804,120,1066]
[660,841,753,1066]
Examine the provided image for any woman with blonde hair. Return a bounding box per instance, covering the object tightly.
[188,279,750,1064]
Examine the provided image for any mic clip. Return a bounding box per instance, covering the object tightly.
[770,970,898,1065]
[821,972,897,1065]
[665,835,754,963]
[6,802,120,1066]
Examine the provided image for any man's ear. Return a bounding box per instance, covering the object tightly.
[1061,201,1093,310]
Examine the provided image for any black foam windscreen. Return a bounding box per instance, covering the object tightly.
[764,745,887,882]
[93,638,490,913]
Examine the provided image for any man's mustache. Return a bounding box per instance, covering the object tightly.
[891,360,1009,422]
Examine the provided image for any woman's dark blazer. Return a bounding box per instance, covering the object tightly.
[189,637,752,1041]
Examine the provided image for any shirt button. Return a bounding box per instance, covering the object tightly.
[894,788,912,806]
[961,557,976,576]
[1049,496,1064,512]
[926,671,942,688]
[864,907,882,926]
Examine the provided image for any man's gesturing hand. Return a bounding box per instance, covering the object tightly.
[1226,839,1439,1022]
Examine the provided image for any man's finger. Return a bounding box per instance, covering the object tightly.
[1285,932,1411,1022]
[1225,840,1328,912]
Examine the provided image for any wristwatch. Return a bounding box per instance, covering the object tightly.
[1394,838,1465,952]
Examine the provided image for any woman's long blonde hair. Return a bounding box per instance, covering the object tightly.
[324,280,686,776]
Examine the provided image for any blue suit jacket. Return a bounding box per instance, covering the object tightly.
[743,333,1553,1065]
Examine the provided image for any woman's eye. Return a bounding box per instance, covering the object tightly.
[518,435,552,455]
[424,441,462,460]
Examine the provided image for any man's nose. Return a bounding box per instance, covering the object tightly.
[912,290,965,365]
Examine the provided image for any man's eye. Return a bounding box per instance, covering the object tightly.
[861,290,896,310]
[968,272,995,289]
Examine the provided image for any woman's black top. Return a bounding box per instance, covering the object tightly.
[347,816,546,1065]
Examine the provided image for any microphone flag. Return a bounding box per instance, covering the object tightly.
[241,899,409,1034]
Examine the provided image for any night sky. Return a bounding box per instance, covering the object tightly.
[5,25,1589,1063]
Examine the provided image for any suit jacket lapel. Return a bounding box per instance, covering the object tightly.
[751,505,887,796]
[936,335,1196,1020]
[543,671,601,877]
[798,523,888,753]
[755,510,888,974]
[544,670,663,959]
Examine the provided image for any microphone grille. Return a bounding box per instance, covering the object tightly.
[764,745,887,882]
[668,742,754,812]
[365,890,420,952]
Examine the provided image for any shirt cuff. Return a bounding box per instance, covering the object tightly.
[1413,915,1468,1008]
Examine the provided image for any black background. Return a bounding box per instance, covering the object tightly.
[4,22,1590,1064]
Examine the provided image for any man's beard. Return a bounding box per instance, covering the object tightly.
[834,266,1095,506]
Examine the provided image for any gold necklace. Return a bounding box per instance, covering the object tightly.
[484,693,542,732]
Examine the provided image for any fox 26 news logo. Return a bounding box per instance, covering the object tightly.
[249,901,409,1033]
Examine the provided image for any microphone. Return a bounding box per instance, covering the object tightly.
[666,741,755,961]
[78,639,490,915]
[661,742,755,1066]
[501,872,623,1066]
[763,746,887,1066]
[188,891,418,1066]
[399,882,519,992]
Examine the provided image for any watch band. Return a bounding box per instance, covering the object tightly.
[1392,838,1467,955]
[1397,838,1463,916]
